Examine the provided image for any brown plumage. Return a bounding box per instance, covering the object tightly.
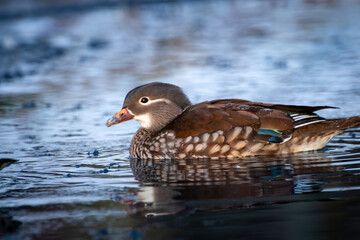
[106,82,360,159]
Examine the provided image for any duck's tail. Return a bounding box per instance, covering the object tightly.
[296,116,360,135]
[326,116,360,131]
[279,116,360,153]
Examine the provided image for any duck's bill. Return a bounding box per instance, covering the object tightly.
[106,108,134,127]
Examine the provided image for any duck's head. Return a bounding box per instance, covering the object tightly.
[106,82,191,133]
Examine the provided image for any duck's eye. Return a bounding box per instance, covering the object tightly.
[140,97,149,104]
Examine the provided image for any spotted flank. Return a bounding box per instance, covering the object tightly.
[145,126,266,159]
[289,113,326,128]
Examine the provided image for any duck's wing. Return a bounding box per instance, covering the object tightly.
[163,99,336,144]
[248,101,337,129]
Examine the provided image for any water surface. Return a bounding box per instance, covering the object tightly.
[1,0,360,239]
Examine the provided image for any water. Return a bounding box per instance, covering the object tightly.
[1,0,360,239]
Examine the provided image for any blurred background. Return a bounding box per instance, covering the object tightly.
[1,0,360,239]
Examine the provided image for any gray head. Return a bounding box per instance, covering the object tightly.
[107,82,191,133]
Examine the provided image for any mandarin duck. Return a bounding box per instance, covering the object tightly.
[106,82,360,159]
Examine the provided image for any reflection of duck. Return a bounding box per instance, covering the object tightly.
[127,153,339,220]
[130,153,338,185]
[0,210,21,235]
[107,82,360,159]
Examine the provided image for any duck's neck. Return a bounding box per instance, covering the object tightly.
[130,128,151,158]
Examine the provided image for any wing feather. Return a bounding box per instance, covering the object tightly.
[162,99,335,144]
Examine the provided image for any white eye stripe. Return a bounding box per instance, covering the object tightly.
[139,98,172,105]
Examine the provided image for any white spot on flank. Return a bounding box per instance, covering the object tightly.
[244,127,253,138]
[167,132,175,138]
[210,144,221,154]
[227,127,242,142]
[159,138,165,143]
[195,144,203,152]
[234,141,246,149]
[202,133,210,142]
[193,136,200,143]
[216,130,224,135]
[221,145,230,153]
[178,153,186,159]
[167,141,175,148]
[185,144,194,153]
[212,132,219,142]
[185,136,192,143]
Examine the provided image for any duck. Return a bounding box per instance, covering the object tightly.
[106,82,360,160]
